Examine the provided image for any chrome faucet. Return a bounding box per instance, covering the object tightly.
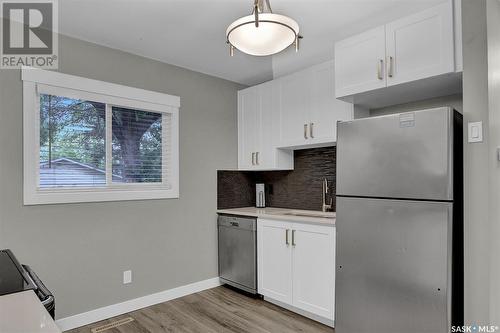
[322,178,333,212]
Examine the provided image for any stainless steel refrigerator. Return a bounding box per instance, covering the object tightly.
[335,107,463,333]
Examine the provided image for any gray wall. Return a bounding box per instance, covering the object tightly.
[487,0,500,324]
[0,34,243,318]
[370,93,463,116]
[462,0,491,324]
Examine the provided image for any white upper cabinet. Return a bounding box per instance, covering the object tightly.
[258,81,275,168]
[237,82,293,171]
[278,70,310,146]
[335,26,387,97]
[385,1,454,86]
[238,60,352,169]
[335,0,462,104]
[277,61,353,149]
[310,61,354,143]
[238,88,259,169]
[453,0,462,72]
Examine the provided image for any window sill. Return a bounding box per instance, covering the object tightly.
[23,187,179,205]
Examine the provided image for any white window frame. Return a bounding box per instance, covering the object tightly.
[22,66,180,205]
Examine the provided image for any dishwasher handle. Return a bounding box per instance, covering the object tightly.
[218,215,256,231]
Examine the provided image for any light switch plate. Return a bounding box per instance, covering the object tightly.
[468,121,483,143]
[123,270,132,284]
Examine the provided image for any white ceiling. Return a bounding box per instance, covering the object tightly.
[58,0,447,86]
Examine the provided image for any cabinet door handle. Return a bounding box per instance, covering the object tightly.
[285,229,289,245]
[304,124,308,139]
[310,123,314,138]
[251,152,255,165]
[255,152,259,165]
[377,59,384,80]
[387,56,394,78]
[292,230,296,246]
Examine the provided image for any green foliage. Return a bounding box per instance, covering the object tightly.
[40,94,163,183]
[40,94,106,169]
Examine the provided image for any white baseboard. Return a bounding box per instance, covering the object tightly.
[263,296,335,328]
[56,277,221,332]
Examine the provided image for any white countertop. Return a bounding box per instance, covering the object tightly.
[0,290,61,333]
[216,207,335,226]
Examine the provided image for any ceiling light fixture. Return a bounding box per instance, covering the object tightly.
[226,0,302,57]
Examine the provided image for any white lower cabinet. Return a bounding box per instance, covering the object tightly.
[292,223,335,320]
[257,219,293,304]
[257,218,335,325]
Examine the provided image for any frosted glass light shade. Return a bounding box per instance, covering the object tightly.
[226,13,299,56]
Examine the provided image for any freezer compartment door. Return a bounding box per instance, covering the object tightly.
[335,197,452,333]
[337,107,454,200]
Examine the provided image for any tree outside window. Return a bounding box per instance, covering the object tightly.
[39,94,163,187]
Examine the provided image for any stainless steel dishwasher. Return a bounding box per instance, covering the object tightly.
[217,214,257,294]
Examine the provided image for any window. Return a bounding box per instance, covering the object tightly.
[111,107,165,184]
[39,95,106,188]
[23,67,179,204]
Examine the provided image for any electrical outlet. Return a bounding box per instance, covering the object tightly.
[123,270,132,284]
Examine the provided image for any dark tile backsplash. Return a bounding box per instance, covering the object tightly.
[217,147,336,211]
[217,170,255,209]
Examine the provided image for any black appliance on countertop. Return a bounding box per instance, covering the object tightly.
[0,249,55,318]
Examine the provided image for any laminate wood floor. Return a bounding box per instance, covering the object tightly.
[66,286,334,333]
